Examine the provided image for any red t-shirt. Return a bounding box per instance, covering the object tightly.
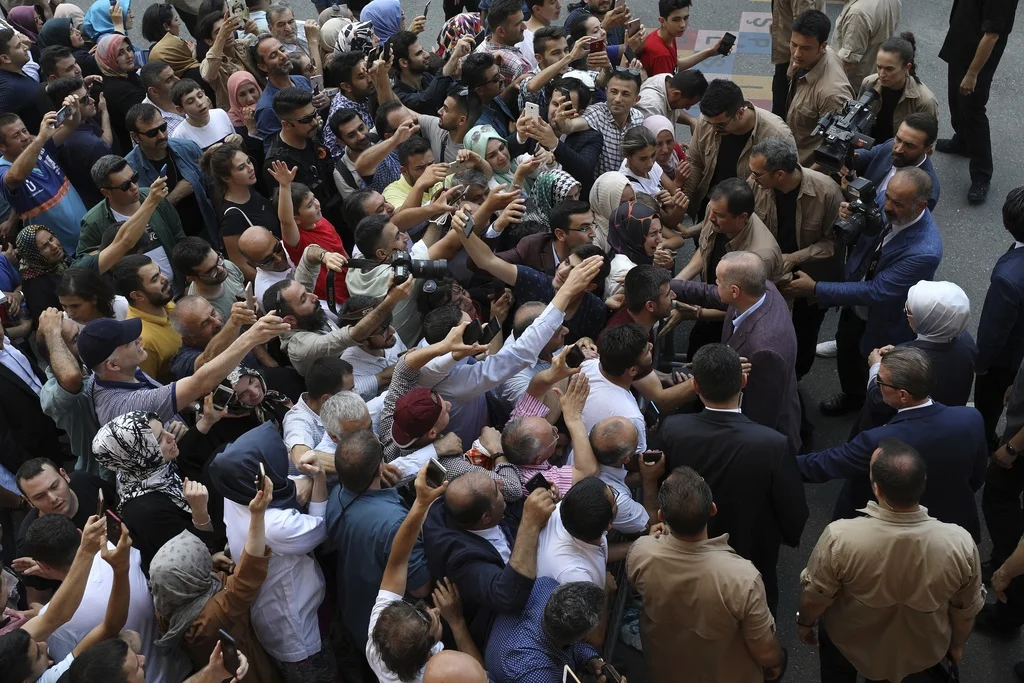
[283,217,350,305]
[640,30,678,76]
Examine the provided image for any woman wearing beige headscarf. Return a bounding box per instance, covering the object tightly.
[588,171,635,251]
[318,17,350,65]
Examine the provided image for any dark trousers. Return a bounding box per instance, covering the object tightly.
[981,455,1024,627]
[794,299,828,379]
[772,62,790,118]
[975,366,1017,448]
[945,43,1006,183]
[818,621,953,683]
[835,307,868,401]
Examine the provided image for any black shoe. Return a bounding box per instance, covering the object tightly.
[968,179,990,204]
[819,393,863,416]
[1013,660,1024,682]
[974,603,1022,639]
[936,138,969,156]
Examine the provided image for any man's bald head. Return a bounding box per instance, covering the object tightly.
[422,650,488,683]
[717,251,767,298]
[590,417,638,467]
[238,226,278,260]
[444,469,504,530]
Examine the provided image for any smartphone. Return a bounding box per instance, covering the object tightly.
[310,74,324,93]
[447,184,469,205]
[218,629,241,674]
[447,160,471,174]
[54,105,72,128]
[423,0,431,16]
[254,461,265,491]
[105,509,123,544]
[601,663,623,683]
[425,457,447,488]
[462,319,483,345]
[627,18,641,36]
[525,472,549,494]
[589,38,606,54]
[96,489,106,518]
[382,41,393,63]
[565,344,585,368]
[460,209,476,237]
[718,32,736,56]
[524,101,540,119]
[212,383,234,411]
[642,450,663,465]
[480,318,500,344]
[158,163,167,176]
[367,46,382,62]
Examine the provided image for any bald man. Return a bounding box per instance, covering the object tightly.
[422,475,556,647]
[237,226,296,304]
[592,416,664,534]
[422,650,489,683]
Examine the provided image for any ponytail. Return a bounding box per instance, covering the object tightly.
[880,32,920,83]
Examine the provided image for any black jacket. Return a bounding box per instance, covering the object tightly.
[394,72,456,116]
[0,357,60,474]
[101,74,147,155]
[553,128,603,198]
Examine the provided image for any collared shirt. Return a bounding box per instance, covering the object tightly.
[598,465,649,534]
[341,338,407,400]
[697,213,786,285]
[535,504,608,587]
[833,0,901,89]
[800,501,985,682]
[142,97,186,136]
[469,524,512,563]
[126,304,182,383]
[40,369,99,472]
[475,38,532,87]
[581,104,645,176]
[731,293,767,330]
[223,497,327,662]
[282,394,324,453]
[324,91,374,159]
[0,341,41,393]
[705,406,743,413]
[626,533,776,683]
[92,368,178,425]
[786,47,856,165]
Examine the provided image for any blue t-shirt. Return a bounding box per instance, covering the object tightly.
[255,75,312,144]
[0,254,20,293]
[513,265,607,343]
[0,141,87,253]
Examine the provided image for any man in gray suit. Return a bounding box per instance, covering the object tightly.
[672,251,802,454]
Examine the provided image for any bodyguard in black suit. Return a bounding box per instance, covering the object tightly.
[660,344,809,613]
[0,337,61,475]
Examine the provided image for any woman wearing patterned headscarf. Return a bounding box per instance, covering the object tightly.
[520,169,580,233]
[94,33,146,151]
[92,411,219,569]
[335,19,376,53]
[15,225,72,318]
[194,366,293,444]
[318,17,350,63]
[149,479,281,683]
[604,201,673,298]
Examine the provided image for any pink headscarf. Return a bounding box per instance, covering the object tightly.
[9,6,41,42]
[227,71,261,128]
[95,33,131,76]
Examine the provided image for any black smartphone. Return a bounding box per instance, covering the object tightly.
[367,46,382,62]
[218,629,240,674]
[382,41,393,63]
[105,509,123,543]
[642,450,663,465]
[426,458,447,488]
[462,319,483,345]
[254,462,265,491]
[480,318,500,344]
[565,344,585,368]
[158,163,167,176]
[525,472,548,493]
[718,32,736,56]
[54,105,72,128]
[423,0,431,17]
[601,663,623,683]
[212,383,234,411]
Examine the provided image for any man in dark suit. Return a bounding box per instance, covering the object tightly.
[661,343,808,612]
[850,113,942,211]
[798,346,988,541]
[672,250,802,454]
[494,200,595,277]
[786,167,943,416]
[422,470,555,647]
[975,187,1024,449]
[0,332,61,477]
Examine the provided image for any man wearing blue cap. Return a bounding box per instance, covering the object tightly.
[81,310,291,425]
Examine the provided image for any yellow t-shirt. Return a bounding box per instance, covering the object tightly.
[126,302,182,383]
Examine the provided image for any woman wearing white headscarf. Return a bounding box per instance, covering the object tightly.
[856,280,977,433]
[588,171,635,251]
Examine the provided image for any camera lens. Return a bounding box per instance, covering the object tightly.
[410,259,448,279]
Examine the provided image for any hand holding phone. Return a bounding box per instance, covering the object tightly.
[524,102,540,119]
[423,0,431,16]
[462,319,483,345]
[211,383,234,411]
[425,457,447,488]
[254,461,265,491]
[525,472,549,493]
[105,509,123,544]
[218,630,241,675]
[718,32,736,56]
[54,105,73,128]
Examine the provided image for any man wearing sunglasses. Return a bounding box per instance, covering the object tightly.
[462,52,517,136]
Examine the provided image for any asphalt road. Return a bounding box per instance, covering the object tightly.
[86,0,1024,678]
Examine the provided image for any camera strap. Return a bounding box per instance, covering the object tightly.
[326,271,337,315]
[863,225,893,281]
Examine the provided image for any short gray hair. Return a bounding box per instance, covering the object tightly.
[718,251,766,297]
[500,418,543,466]
[267,3,293,23]
[750,136,798,174]
[454,168,488,188]
[169,295,207,335]
[542,582,605,645]
[880,346,935,399]
[320,390,369,437]
[90,155,129,189]
[894,166,933,205]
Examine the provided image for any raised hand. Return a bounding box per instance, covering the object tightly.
[268,160,298,186]
[559,371,590,422]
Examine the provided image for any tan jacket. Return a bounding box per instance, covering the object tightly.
[833,0,902,90]
[786,48,856,166]
[861,73,940,137]
[772,0,826,64]
[683,106,794,212]
[200,40,257,110]
[697,212,786,284]
[800,503,985,683]
[749,166,844,281]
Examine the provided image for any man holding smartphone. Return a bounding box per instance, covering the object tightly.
[640,0,732,76]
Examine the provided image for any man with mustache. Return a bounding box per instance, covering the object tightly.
[172,236,247,321]
[111,253,181,382]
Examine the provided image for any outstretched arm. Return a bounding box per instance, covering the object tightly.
[380,465,447,595]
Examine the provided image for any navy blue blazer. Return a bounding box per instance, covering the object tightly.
[853,140,941,211]
[977,244,1024,374]
[798,402,988,541]
[815,210,943,356]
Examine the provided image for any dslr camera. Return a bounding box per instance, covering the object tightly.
[834,177,885,246]
[346,253,448,285]
[811,89,879,172]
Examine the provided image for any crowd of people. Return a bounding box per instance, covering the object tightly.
[0,0,1020,680]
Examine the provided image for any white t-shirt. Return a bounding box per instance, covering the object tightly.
[170,109,236,150]
[110,208,173,280]
[38,652,74,683]
[578,359,647,453]
[367,589,445,683]
[620,157,664,197]
[469,524,512,563]
[517,28,538,71]
[535,504,607,587]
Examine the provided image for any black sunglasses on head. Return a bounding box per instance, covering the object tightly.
[611,65,641,78]
[137,122,168,138]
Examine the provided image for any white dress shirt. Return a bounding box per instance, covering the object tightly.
[598,465,649,534]
[342,337,408,400]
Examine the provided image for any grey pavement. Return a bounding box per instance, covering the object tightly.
[84,0,1024,678]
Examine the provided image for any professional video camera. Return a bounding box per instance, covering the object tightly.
[833,177,885,246]
[346,253,448,285]
[811,89,880,172]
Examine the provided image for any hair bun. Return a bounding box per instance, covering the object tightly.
[899,31,917,50]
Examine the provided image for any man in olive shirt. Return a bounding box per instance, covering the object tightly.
[798,439,984,682]
[627,466,785,683]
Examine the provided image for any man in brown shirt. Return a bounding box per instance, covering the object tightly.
[832,0,902,90]
[771,0,825,115]
[627,466,786,683]
[748,135,843,378]
[786,10,856,166]
[797,439,984,683]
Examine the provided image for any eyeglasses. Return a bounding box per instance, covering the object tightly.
[251,241,284,267]
[706,107,743,132]
[108,172,140,192]
[137,122,168,138]
[875,377,902,391]
[403,599,432,625]
[199,255,224,279]
[289,112,320,125]
[749,168,772,180]
[566,222,596,233]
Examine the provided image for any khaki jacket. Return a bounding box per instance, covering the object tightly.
[697,212,787,284]
[683,106,794,212]
[786,48,856,166]
[833,0,902,90]
[749,166,844,281]
[861,73,940,137]
[772,0,826,64]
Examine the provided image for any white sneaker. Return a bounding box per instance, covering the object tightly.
[816,340,838,358]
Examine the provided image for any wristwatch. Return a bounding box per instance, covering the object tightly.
[1007,442,1019,459]
[796,611,816,628]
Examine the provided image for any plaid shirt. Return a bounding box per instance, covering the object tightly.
[476,37,533,87]
[581,103,645,176]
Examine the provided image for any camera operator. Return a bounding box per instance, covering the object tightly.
[785,167,942,417]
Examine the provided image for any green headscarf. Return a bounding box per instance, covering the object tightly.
[464,125,518,188]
